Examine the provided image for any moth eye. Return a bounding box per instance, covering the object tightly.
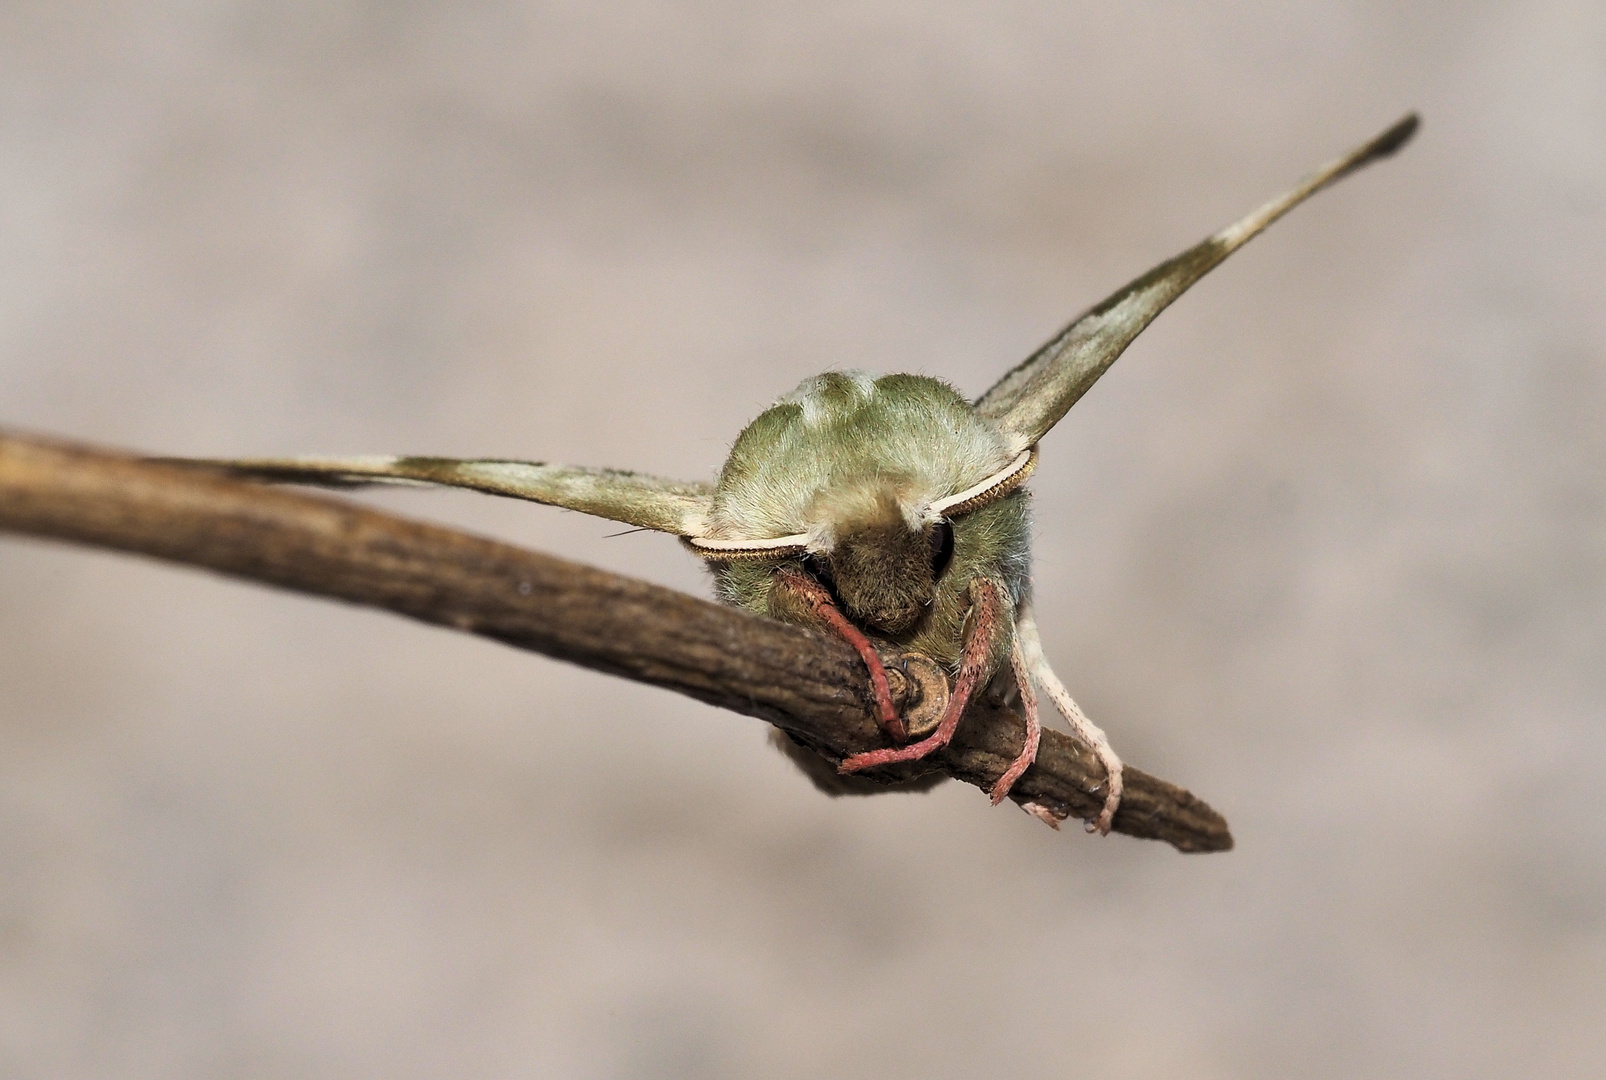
[929,520,955,579]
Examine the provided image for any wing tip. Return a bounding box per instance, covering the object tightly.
[1336,112,1420,181]
[1371,112,1421,159]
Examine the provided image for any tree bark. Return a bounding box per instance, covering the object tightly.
[0,430,1231,852]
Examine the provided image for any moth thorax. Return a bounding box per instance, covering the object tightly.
[815,482,935,635]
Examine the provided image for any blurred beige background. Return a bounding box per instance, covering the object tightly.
[1,3,1602,1078]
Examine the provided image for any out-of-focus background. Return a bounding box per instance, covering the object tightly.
[1,3,1602,1077]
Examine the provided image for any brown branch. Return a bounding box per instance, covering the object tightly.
[0,430,1231,852]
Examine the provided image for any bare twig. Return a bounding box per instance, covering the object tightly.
[0,430,1231,852]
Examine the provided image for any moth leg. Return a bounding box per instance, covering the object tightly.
[987,634,1041,805]
[772,567,905,742]
[1016,608,1123,834]
[838,577,1008,775]
[766,727,947,796]
[1021,801,1066,829]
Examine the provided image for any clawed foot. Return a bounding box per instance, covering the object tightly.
[1021,801,1065,829]
[1086,750,1123,835]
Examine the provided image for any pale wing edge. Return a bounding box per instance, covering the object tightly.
[158,455,714,536]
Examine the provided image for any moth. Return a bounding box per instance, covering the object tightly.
[177,114,1417,833]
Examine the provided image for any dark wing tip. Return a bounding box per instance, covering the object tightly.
[1372,112,1421,157]
[1344,112,1420,174]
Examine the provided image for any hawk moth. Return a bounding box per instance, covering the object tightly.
[174,114,1417,833]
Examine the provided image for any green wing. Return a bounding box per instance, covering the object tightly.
[975,113,1419,452]
[168,455,714,536]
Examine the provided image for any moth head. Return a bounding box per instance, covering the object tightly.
[687,447,1035,635]
[798,478,939,634]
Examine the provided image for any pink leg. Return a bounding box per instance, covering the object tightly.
[988,637,1040,804]
[839,579,1003,775]
[774,568,905,743]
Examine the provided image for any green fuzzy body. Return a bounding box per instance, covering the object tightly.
[707,372,1031,669]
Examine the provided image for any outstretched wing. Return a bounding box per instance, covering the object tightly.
[167,455,713,536]
[975,113,1419,453]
